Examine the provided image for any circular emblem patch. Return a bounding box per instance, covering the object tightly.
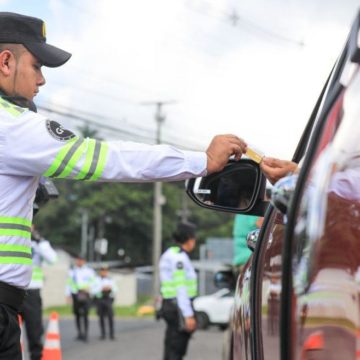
[176,261,184,270]
[46,120,76,142]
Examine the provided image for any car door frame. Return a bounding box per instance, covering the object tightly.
[279,12,360,360]
[249,37,339,360]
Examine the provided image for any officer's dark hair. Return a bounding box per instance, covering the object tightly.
[173,222,197,244]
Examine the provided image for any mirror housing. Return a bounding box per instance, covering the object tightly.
[186,159,268,216]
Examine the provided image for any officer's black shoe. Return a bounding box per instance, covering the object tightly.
[99,335,106,340]
[75,334,82,341]
[110,335,116,340]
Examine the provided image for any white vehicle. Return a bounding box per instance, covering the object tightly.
[193,288,234,330]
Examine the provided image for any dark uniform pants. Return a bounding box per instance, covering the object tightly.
[21,289,43,360]
[72,293,90,340]
[162,300,192,360]
[0,304,22,360]
[96,297,114,338]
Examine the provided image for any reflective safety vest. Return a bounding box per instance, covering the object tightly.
[0,216,32,265]
[159,246,198,316]
[66,266,97,295]
[0,96,206,289]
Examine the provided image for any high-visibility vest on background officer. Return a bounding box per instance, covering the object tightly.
[65,255,96,342]
[94,266,117,340]
[0,11,246,359]
[159,222,198,360]
[20,226,57,360]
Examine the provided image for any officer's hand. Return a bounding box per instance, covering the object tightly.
[206,135,247,174]
[185,316,197,333]
[260,157,298,185]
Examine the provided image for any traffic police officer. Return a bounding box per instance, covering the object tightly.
[65,255,96,342]
[159,222,198,360]
[0,11,246,358]
[94,265,117,340]
[21,226,57,360]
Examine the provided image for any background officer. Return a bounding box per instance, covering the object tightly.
[20,226,57,360]
[94,265,117,340]
[65,255,96,342]
[159,222,198,360]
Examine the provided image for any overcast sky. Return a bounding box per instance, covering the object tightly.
[2,0,360,159]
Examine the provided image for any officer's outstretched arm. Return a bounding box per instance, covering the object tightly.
[1,110,207,181]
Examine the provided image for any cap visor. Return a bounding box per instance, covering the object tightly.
[24,42,71,68]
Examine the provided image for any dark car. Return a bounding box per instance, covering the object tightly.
[186,10,360,360]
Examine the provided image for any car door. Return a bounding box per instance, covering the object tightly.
[279,12,360,360]
[236,12,360,360]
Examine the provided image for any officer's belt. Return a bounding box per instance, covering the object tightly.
[163,298,195,304]
[163,298,178,305]
[0,281,26,311]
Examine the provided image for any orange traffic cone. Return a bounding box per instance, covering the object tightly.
[301,330,324,360]
[18,315,25,360]
[42,312,62,360]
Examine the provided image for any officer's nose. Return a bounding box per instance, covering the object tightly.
[38,70,46,87]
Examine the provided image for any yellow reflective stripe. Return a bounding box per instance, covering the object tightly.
[170,247,180,254]
[0,98,25,117]
[0,244,31,253]
[74,139,96,180]
[56,140,87,178]
[32,267,44,281]
[0,216,31,238]
[43,137,79,177]
[0,217,31,227]
[88,141,109,181]
[0,243,32,265]
[0,257,32,265]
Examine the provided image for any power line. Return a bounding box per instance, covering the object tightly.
[184,1,304,47]
[37,103,202,150]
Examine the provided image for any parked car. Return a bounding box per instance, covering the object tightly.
[193,288,234,330]
[187,10,360,360]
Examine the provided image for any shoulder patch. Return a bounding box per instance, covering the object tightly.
[46,120,76,142]
[176,261,184,270]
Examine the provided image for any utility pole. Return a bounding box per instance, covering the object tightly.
[142,100,176,299]
[176,192,191,222]
[80,208,88,258]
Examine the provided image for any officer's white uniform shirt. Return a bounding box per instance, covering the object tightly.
[27,239,57,290]
[0,99,207,289]
[159,247,197,317]
[94,276,117,298]
[65,265,96,296]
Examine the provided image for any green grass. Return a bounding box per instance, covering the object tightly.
[44,296,154,318]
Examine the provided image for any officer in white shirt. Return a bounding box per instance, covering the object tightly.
[0,11,247,358]
[94,265,117,340]
[65,255,96,342]
[20,226,57,360]
[159,222,198,360]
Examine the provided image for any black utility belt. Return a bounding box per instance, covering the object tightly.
[0,281,26,312]
[163,298,194,304]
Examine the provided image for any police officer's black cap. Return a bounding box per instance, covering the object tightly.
[0,12,71,68]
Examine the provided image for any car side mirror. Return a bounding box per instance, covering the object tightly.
[186,159,269,216]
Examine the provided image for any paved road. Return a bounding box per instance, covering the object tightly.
[49,318,224,360]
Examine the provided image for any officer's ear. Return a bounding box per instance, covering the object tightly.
[0,50,15,76]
